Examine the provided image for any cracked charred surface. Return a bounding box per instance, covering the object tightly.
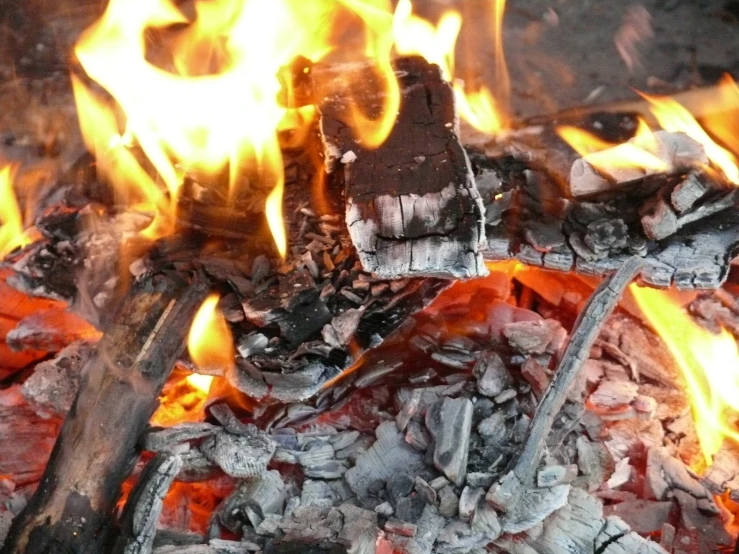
[315,56,487,280]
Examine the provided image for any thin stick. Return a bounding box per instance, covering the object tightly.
[487,256,644,511]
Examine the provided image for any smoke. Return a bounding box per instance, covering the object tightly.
[614,4,654,73]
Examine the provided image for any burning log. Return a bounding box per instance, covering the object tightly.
[1,271,209,554]
[300,56,487,280]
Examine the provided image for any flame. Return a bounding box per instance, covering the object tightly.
[186,373,214,394]
[641,91,739,184]
[0,165,32,258]
[701,74,739,167]
[631,284,739,468]
[72,0,340,249]
[557,124,668,175]
[391,0,508,134]
[188,294,235,375]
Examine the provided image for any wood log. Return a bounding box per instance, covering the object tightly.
[1,271,209,554]
[309,56,487,280]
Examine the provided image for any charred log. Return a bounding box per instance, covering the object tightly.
[305,56,487,280]
[1,271,209,554]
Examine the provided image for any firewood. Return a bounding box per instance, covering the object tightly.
[309,56,487,280]
[1,271,209,554]
[487,256,643,512]
[114,452,183,554]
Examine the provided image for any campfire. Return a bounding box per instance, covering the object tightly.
[0,0,738,553]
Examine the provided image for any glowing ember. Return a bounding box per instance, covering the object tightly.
[631,284,739,468]
[641,91,739,184]
[188,293,235,376]
[0,165,31,258]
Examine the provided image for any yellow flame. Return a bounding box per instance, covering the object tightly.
[187,294,235,375]
[641,91,739,184]
[73,0,341,249]
[0,165,32,258]
[391,0,507,135]
[557,126,616,156]
[186,373,214,394]
[557,125,668,174]
[701,74,739,166]
[631,284,739,467]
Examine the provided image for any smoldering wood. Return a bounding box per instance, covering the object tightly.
[307,56,487,280]
[113,452,182,554]
[487,256,643,513]
[476,128,739,289]
[1,272,209,554]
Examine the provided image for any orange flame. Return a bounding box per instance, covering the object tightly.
[391,0,508,134]
[72,0,340,250]
[631,284,739,468]
[700,74,739,171]
[640,91,739,184]
[557,123,668,175]
[0,165,32,258]
[187,294,234,381]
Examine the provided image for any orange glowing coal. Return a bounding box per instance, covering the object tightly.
[631,285,739,468]
[187,293,234,381]
[0,165,31,258]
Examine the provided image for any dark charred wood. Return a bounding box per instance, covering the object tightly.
[0,271,209,554]
[310,56,487,280]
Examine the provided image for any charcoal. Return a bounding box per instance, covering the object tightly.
[374,502,393,517]
[466,473,494,489]
[437,485,459,518]
[472,352,511,398]
[458,487,484,522]
[21,340,95,418]
[385,519,417,538]
[501,484,570,534]
[119,452,182,554]
[143,423,220,452]
[426,398,473,485]
[395,388,423,432]
[237,334,269,358]
[200,427,275,479]
[414,477,437,504]
[641,195,679,241]
[645,447,715,509]
[345,422,426,499]
[392,490,426,522]
[321,308,363,348]
[502,319,562,355]
[520,357,550,399]
[671,172,709,213]
[177,449,219,482]
[387,473,415,505]
[595,516,669,554]
[603,500,673,535]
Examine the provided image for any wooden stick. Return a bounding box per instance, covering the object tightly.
[1,272,209,554]
[486,256,643,512]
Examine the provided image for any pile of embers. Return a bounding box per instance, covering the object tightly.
[3,252,739,554]
[1,57,739,554]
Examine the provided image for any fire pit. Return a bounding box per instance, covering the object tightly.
[0,1,738,553]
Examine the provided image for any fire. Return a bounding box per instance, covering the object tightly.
[0,165,31,258]
[702,74,739,161]
[631,284,739,468]
[641,91,739,184]
[187,293,234,377]
[72,0,512,254]
[557,123,668,175]
[392,0,508,134]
